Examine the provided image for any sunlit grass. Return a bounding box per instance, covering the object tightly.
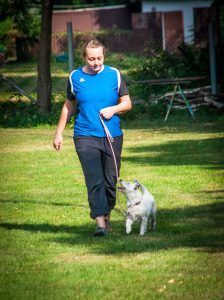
[0,119,224,299]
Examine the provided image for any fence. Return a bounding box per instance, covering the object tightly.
[0,28,213,105]
[0,30,162,103]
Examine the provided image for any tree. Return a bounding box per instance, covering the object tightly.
[0,0,41,40]
[37,0,54,114]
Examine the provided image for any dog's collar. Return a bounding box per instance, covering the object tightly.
[127,201,141,209]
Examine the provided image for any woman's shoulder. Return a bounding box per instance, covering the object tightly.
[104,65,121,76]
[105,65,118,71]
[69,67,82,78]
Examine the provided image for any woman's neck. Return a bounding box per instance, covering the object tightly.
[82,65,104,75]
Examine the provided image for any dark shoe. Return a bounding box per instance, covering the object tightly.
[105,220,113,232]
[93,227,107,237]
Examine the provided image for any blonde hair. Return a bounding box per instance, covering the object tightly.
[83,39,106,57]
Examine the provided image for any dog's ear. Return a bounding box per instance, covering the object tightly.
[133,179,140,190]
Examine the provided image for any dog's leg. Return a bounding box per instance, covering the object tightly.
[126,217,133,234]
[151,207,156,231]
[140,216,148,236]
[151,217,156,231]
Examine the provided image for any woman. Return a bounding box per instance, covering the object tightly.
[53,39,132,236]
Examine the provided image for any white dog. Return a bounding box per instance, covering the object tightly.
[118,179,156,236]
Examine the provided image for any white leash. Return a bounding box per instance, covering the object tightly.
[99,114,126,216]
[99,115,119,180]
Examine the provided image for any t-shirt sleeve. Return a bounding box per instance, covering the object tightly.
[118,73,129,97]
[66,79,76,100]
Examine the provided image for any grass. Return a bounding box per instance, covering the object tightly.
[0,116,224,299]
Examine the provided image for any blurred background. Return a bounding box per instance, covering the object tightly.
[0,0,223,126]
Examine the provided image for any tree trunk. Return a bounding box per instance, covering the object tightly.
[37,0,54,114]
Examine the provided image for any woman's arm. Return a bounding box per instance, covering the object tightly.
[100,94,132,120]
[53,99,76,151]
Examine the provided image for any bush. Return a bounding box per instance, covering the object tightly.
[0,100,67,128]
[128,43,210,110]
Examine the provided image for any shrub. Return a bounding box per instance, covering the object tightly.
[128,43,209,105]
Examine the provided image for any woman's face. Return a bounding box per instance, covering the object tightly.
[84,46,104,74]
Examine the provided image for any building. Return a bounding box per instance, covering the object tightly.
[51,1,215,53]
[52,4,132,33]
[138,0,214,50]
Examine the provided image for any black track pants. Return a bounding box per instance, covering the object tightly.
[74,136,123,219]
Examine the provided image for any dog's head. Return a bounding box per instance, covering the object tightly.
[118,179,140,194]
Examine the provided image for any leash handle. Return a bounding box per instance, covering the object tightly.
[99,115,114,143]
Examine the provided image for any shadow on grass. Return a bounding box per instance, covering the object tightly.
[121,111,224,133]
[123,137,224,168]
[0,97,223,131]
[1,202,223,254]
[0,198,85,207]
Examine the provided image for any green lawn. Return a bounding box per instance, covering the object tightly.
[0,118,224,299]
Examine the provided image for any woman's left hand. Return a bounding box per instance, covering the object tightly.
[100,107,116,119]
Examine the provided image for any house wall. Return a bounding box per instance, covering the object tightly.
[163,11,184,51]
[131,10,184,51]
[142,1,213,43]
[131,12,163,48]
[52,5,132,33]
[50,2,215,55]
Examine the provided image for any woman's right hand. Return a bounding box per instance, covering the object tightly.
[53,133,63,151]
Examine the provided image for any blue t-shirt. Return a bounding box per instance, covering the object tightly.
[67,65,129,138]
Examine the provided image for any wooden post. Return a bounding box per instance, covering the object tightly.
[208,22,218,95]
[161,12,166,51]
[67,22,74,73]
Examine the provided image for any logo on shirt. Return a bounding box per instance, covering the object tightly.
[79,78,85,82]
